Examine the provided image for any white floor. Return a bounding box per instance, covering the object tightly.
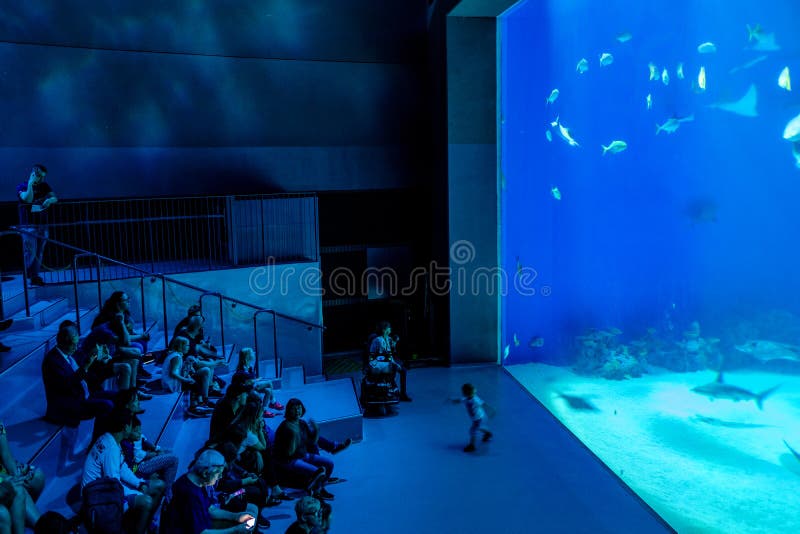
[507,362,800,534]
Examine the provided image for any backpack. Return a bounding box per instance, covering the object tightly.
[82,477,124,534]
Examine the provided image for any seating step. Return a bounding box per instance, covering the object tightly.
[5,297,69,332]
[282,366,305,388]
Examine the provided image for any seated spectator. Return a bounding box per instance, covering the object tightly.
[41,322,115,428]
[273,399,336,501]
[82,409,164,534]
[285,496,323,534]
[173,315,221,361]
[210,376,252,440]
[172,304,203,341]
[121,416,179,488]
[234,348,283,417]
[91,388,145,447]
[0,421,42,534]
[162,336,215,418]
[160,448,256,534]
[0,420,45,501]
[369,321,411,401]
[93,292,152,381]
[76,337,133,394]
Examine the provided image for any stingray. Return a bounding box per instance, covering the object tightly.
[556,392,599,411]
[708,84,758,117]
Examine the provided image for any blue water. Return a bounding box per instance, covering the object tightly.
[500,0,800,366]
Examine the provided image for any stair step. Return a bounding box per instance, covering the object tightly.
[282,366,305,388]
[1,286,35,318]
[6,297,69,331]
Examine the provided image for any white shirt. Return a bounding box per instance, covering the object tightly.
[82,433,143,490]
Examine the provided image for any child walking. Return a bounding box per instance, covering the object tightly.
[453,383,493,452]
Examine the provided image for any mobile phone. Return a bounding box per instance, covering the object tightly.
[245,517,255,529]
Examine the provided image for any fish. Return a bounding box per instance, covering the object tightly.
[697,66,706,91]
[656,114,694,135]
[616,32,632,43]
[779,67,791,91]
[529,336,545,348]
[683,198,718,224]
[646,93,653,110]
[513,333,520,347]
[648,62,658,81]
[746,23,763,42]
[748,31,780,52]
[697,42,717,54]
[599,52,614,67]
[551,186,561,200]
[503,344,510,360]
[691,371,779,410]
[551,116,580,147]
[661,68,670,86]
[601,140,628,155]
[691,414,771,429]
[556,392,599,411]
[735,339,800,362]
[546,89,560,105]
[784,440,800,463]
[784,113,800,142]
[708,84,758,117]
[729,55,767,74]
[676,63,685,80]
[545,130,552,142]
[576,58,589,74]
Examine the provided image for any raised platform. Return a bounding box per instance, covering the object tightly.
[277,378,363,443]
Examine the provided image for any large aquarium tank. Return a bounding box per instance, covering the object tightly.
[499,1,800,532]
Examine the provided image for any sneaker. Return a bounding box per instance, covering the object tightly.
[263,410,278,418]
[316,488,334,501]
[268,401,284,410]
[193,404,215,414]
[186,408,211,418]
[29,275,45,287]
[332,438,352,454]
[463,444,476,453]
[482,431,493,443]
[137,391,153,401]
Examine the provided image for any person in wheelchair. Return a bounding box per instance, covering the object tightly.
[367,321,411,402]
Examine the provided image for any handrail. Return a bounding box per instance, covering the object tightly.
[5,229,324,378]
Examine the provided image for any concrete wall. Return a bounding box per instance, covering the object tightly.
[0,1,429,199]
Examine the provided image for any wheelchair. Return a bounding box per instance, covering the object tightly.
[360,334,401,416]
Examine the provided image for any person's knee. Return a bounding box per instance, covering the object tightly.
[134,494,153,512]
[0,505,10,528]
[148,479,165,496]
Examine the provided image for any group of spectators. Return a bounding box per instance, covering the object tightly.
[4,295,351,533]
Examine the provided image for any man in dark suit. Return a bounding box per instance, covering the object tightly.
[41,322,114,427]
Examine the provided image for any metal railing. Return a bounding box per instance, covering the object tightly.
[2,229,325,380]
[13,193,318,283]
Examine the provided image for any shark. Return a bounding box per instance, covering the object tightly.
[656,114,694,135]
[785,440,800,463]
[708,84,758,117]
[691,371,779,410]
[735,339,800,363]
[556,392,599,411]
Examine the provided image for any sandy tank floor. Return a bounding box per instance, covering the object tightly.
[506,363,800,534]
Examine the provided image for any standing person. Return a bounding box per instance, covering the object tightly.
[451,383,494,452]
[16,164,56,287]
[369,321,412,401]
